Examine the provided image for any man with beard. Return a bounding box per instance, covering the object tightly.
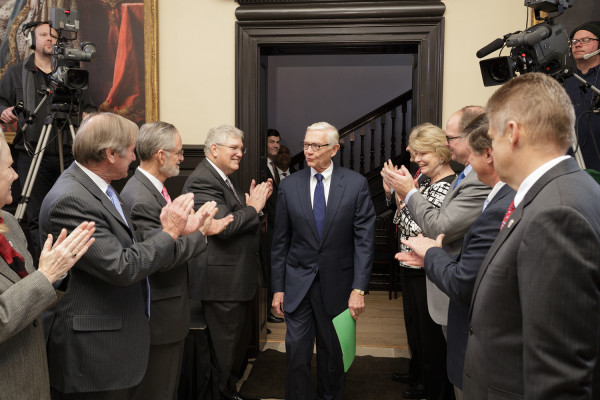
[0,21,96,261]
[120,121,233,399]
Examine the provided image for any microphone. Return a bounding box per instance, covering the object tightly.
[583,48,600,60]
[476,38,505,59]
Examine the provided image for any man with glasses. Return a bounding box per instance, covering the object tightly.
[271,122,376,400]
[183,125,272,400]
[382,106,490,400]
[564,21,600,171]
[120,121,232,400]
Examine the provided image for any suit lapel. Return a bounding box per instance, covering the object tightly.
[69,163,135,235]
[0,260,20,283]
[469,159,579,318]
[203,159,246,207]
[134,169,167,208]
[320,165,345,242]
[297,168,319,241]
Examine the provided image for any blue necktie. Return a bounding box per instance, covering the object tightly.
[106,185,151,319]
[453,171,466,189]
[106,185,129,225]
[313,173,326,238]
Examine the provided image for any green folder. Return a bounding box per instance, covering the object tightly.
[332,308,356,372]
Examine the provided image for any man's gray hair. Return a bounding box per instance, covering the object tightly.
[73,113,138,165]
[306,122,339,145]
[137,121,178,161]
[204,125,244,148]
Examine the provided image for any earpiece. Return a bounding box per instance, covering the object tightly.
[22,21,47,50]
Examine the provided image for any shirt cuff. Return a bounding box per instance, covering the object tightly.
[404,188,418,204]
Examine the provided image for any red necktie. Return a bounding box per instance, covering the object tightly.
[500,200,515,230]
[161,186,172,205]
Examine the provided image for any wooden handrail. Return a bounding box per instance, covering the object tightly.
[290,89,412,168]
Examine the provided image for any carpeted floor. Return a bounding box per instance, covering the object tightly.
[240,349,410,399]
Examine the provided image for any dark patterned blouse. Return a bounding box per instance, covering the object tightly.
[393,174,456,269]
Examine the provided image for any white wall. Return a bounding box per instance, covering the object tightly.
[159,0,526,145]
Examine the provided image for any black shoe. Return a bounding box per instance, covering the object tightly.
[392,372,418,384]
[268,312,284,323]
[232,392,259,400]
[267,328,272,334]
[402,383,427,399]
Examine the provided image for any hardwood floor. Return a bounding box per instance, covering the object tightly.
[264,290,410,358]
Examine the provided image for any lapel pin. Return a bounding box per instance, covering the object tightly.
[507,219,514,228]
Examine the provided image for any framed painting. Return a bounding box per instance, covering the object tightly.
[0,0,158,142]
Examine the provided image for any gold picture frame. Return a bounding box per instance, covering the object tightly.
[0,0,158,144]
[144,0,159,122]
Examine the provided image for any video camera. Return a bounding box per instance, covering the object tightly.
[48,8,96,91]
[477,0,573,87]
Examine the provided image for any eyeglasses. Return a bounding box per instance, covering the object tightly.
[165,148,184,157]
[571,37,599,45]
[301,142,330,151]
[445,135,462,142]
[216,143,247,154]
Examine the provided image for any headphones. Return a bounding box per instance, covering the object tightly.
[22,21,50,50]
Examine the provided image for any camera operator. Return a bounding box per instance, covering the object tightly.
[0,21,97,262]
[564,21,600,171]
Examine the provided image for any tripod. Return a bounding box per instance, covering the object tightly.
[15,99,79,222]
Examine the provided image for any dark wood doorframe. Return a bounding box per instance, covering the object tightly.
[234,0,445,191]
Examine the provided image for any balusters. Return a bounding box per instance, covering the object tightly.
[369,121,375,171]
[401,101,408,156]
[339,138,345,167]
[359,128,366,175]
[380,115,386,166]
[350,132,355,171]
[390,108,397,161]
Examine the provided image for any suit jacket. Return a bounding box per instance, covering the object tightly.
[271,165,376,317]
[406,169,490,325]
[424,183,515,389]
[183,159,261,302]
[263,158,279,230]
[0,212,59,400]
[120,168,206,345]
[38,163,205,394]
[463,158,600,399]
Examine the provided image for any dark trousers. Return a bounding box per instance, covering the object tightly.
[51,387,132,400]
[16,149,73,263]
[409,273,454,400]
[400,266,425,385]
[131,340,185,400]
[203,300,250,400]
[284,275,345,400]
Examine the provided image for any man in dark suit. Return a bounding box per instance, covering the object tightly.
[396,113,515,399]
[463,73,600,398]
[383,106,490,400]
[183,125,272,400]
[39,113,211,400]
[263,128,285,324]
[271,121,376,400]
[120,121,232,400]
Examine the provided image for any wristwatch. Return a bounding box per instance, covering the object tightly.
[353,288,365,296]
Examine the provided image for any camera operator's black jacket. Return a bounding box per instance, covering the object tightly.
[0,54,97,155]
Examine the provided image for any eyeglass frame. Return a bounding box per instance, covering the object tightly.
[215,143,247,154]
[571,37,599,45]
[445,135,462,142]
[300,141,331,151]
[164,148,184,157]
